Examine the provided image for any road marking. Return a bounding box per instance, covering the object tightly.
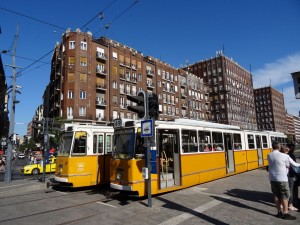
[96,201,117,208]
[158,199,223,225]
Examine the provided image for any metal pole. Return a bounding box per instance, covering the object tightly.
[42,118,49,182]
[4,26,19,183]
[145,92,152,208]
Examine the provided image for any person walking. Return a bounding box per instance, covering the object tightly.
[280,145,298,211]
[287,143,299,206]
[267,141,300,220]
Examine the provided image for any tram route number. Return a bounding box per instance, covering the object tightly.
[114,118,122,129]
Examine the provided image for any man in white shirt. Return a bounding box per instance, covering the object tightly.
[267,141,300,220]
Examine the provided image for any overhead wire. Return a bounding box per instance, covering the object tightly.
[0,6,66,31]
[13,0,138,77]
[2,0,139,78]
[94,0,139,36]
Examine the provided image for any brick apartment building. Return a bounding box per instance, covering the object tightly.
[0,54,9,139]
[36,29,295,136]
[293,115,300,143]
[45,29,210,124]
[286,113,295,141]
[183,53,257,130]
[253,86,287,133]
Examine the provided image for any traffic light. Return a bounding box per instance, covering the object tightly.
[127,91,147,119]
[148,93,159,120]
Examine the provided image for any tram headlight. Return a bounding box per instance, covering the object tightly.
[116,172,122,180]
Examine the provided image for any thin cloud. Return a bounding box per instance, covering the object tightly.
[253,53,300,116]
[253,53,300,88]
[283,86,299,116]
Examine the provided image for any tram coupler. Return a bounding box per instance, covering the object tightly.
[105,190,119,199]
[46,178,59,188]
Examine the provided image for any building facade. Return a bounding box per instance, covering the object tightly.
[254,86,287,133]
[46,30,210,124]
[0,54,9,139]
[286,113,295,142]
[184,53,257,130]
[293,115,300,143]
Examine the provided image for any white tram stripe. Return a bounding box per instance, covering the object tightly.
[158,199,222,225]
[96,201,118,208]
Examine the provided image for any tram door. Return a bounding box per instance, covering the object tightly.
[224,133,235,173]
[157,129,181,189]
[255,135,263,166]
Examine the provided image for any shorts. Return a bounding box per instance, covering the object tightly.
[270,181,290,200]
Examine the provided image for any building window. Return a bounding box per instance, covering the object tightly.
[80,73,87,82]
[68,73,75,82]
[113,80,117,89]
[112,66,117,76]
[81,41,87,50]
[67,90,74,99]
[67,107,73,117]
[113,110,118,119]
[69,41,75,49]
[80,90,86,99]
[138,74,142,82]
[69,56,75,65]
[80,57,87,66]
[79,107,86,116]
[113,52,118,60]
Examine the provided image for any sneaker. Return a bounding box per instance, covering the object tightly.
[276,211,282,218]
[281,213,296,220]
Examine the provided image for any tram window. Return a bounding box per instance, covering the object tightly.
[271,136,275,144]
[106,134,113,153]
[93,134,103,154]
[262,135,268,148]
[73,131,87,154]
[233,133,242,150]
[247,134,255,149]
[181,129,198,153]
[212,132,223,151]
[198,131,211,152]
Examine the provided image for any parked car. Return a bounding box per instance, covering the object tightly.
[21,157,56,175]
[18,153,25,159]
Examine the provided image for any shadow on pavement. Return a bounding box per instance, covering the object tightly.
[225,188,274,207]
[156,196,230,225]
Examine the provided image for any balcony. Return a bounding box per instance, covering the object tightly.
[96,99,106,107]
[96,52,107,61]
[96,84,106,91]
[96,68,107,76]
[146,83,155,89]
[119,74,125,80]
[132,64,137,70]
[96,116,106,122]
[146,69,154,77]
[181,93,187,98]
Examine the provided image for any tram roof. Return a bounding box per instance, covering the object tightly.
[156,119,241,130]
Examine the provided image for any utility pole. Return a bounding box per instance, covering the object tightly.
[5,26,20,183]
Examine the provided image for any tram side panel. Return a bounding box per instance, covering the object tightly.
[56,155,103,187]
[233,150,248,173]
[180,152,227,187]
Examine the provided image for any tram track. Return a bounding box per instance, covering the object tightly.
[0,197,106,224]
[0,187,141,224]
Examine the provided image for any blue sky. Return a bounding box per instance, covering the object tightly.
[1,0,300,137]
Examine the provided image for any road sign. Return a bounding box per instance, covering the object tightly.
[141,119,153,137]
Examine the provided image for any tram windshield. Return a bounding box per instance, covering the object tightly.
[59,132,73,156]
[113,128,135,159]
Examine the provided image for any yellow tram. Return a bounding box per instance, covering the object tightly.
[110,118,286,197]
[49,123,114,188]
